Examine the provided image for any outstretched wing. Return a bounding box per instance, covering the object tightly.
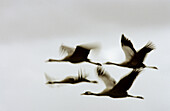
[121,34,136,62]
[132,42,155,64]
[112,69,142,92]
[97,66,116,90]
[70,45,91,59]
[77,69,88,80]
[60,44,75,56]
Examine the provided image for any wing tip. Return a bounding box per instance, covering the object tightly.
[121,34,126,42]
[96,66,105,76]
[145,42,156,50]
[121,34,133,47]
[78,69,88,80]
[121,34,125,38]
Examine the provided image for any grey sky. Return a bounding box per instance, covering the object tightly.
[0,0,170,111]
[1,0,170,42]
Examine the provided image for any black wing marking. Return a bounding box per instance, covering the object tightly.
[121,34,136,53]
[111,69,142,92]
[77,69,88,81]
[70,46,90,59]
[132,42,155,64]
[121,34,136,61]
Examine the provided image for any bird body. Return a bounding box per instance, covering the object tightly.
[46,69,98,84]
[105,34,157,69]
[81,66,144,99]
[47,44,101,65]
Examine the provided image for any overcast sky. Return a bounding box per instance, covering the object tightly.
[0,0,170,111]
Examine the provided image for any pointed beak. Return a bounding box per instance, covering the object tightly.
[154,67,158,70]
[81,93,85,95]
[45,59,50,62]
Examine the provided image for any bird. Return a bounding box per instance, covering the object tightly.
[46,43,101,66]
[46,69,98,84]
[104,34,158,69]
[81,66,144,99]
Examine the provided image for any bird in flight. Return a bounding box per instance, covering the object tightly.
[104,34,158,69]
[46,43,101,66]
[46,69,98,84]
[81,66,144,99]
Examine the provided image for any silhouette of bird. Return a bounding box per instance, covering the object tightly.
[46,43,101,66]
[46,69,98,84]
[104,34,158,69]
[81,66,144,99]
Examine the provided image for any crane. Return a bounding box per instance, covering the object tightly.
[81,66,144,99]
[104,34,158,69]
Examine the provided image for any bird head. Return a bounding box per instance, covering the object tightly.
[81,91,93,95]
[45,59,52,62]
[137,96,144,99]
[46,81,54,84]
[152,66,158,69]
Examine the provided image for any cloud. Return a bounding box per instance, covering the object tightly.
[0,0,170,43]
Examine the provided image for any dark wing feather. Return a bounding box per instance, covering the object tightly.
[97,66,116,89]
[121,34,136,61]
[121,34,136,53]
[111,69,142,92]
[132,42,155,64]
[71,46,90,59]
[77,69,88,81]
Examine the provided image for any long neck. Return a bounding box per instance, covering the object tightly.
[87,92,107,96]
[89,80,98,83]
[47,81,63,84]
[90,93,102,96]
[146,65,158,70]
[87,59,101,66]
[105,62,121,66]
[127,95,144,99]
